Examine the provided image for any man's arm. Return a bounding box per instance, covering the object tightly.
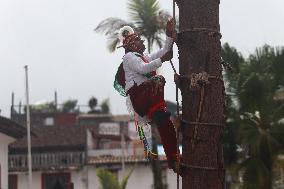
[148,18,176,61]
[148,37,174,61]
[124,53,162,74]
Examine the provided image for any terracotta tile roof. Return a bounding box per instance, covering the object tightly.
[0,116,27,139]
[9,124,133,153]
[9,125,89,153]
[78,114,133,122]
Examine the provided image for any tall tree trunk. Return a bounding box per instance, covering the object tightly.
[177,0,225,188]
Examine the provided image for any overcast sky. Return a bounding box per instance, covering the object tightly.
[0,0,283,117]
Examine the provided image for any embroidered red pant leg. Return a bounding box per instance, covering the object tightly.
[127,80,177,164]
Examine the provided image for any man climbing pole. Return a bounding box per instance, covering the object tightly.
[114,18,181,172]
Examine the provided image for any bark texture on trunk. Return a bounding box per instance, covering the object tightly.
[177,0,225,188]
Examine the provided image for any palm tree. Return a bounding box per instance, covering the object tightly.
[96,168,133,189]
[95,1,171,188]
[237,46,284,189]
[238,111,284,189]
[88,96,99,114]
[101,98,110,114]
[94,0,171,53]
[88,97,98,110]
[223,44,284,188]
[62,99,78,113]
[88,97,99,113]
[221,43,245,188]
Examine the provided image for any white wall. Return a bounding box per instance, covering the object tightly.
[15,168,98,189]
[0,133,15,189]
[83,164,154,189]
[121,165,153,189]
[122,165,182,189]
[72,167,89,189]
[167,169,182,189]
[86,165,102,189]
[84,164,181,189]
[13,163,181,189]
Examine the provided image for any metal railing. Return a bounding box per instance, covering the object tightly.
[9,151,85,172]
[87,148,145,157]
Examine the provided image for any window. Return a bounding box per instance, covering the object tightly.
[42,173,71,189]
[44,117,54,126]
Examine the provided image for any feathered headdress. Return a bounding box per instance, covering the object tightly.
[118,26,134,42]
[117,26,138,48]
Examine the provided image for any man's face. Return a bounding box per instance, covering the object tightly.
[128,36,145,53]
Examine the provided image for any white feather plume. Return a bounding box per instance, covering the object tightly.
[118,26,134,42]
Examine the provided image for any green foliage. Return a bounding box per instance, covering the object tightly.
[62,99,78,113]
[88,97,98,110]
[88,96,102,114]
[120,168,134,189]
[87,97,111,114]
[222,43,244,168]
[222,43,284,188]
[96,168,134,189]
[101,98,110,114]
[97,169,120,189]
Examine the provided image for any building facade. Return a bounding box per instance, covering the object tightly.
[8,114,181,189]
[0,116,26,189]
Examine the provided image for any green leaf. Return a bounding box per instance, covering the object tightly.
[120,167,135,189]
[96,169,120,189]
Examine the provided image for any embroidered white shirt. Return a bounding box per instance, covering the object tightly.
[123,36,174,92]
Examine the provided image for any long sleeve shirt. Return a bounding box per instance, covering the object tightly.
[123,36,174,92]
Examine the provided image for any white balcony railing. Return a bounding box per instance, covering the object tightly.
[88,148,145,157]
[9,151,85,172]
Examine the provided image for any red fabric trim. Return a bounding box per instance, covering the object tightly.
[128,77,165,119]
[146,101,166,120]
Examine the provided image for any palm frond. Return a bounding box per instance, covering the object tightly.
[153,35,164,49]
[96,169,120,189]
[127,0,161,37]
[120,167,135,189]
[240,157,271,189]
[95,18,135,52]
[94,18,132,35]
[95,0,170,52]
[106,34,121,52]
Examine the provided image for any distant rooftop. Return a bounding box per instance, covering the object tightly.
[0,116,27,139]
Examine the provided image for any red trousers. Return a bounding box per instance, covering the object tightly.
[127,77,177,163]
